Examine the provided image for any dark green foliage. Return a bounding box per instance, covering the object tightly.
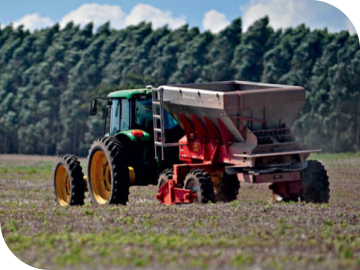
[202,18,242,82]
[0,17,359,155]
[232,16,274,82]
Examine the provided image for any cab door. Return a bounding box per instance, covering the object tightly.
[110,99,131,135]
[120,99,130,131]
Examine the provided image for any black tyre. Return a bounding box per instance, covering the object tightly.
[301,160,330,203]
[87,137,130,205]
[184,169,215,203]
[215,173,240,202]
[54,154,85,207]
[157,169,174,189]
[270,160,330,203]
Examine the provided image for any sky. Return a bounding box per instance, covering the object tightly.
[0,0,357,34]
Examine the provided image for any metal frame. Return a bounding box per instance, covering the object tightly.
[152,81,320,205]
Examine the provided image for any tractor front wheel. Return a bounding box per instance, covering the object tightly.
[184,169,215,203]
[53,155,85,207]
[87,137,130,206]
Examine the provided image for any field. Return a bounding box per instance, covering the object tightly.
[1,153,360,270]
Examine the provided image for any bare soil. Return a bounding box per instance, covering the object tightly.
[0,154,360,270]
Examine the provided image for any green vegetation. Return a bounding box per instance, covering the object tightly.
[0,17,358,156]
[1,154,360,269]
[311,152,360,161]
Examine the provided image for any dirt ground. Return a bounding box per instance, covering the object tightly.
[0,153,360,270]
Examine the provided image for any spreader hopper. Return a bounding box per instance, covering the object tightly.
[160,81,312,158]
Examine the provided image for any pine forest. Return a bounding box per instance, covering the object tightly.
[0,17,359,156]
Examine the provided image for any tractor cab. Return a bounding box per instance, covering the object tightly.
[107,89,153,137]
[90,88,178,138]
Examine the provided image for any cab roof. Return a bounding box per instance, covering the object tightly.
[107,88,152,99]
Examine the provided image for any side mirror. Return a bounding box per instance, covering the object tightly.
[90,98,97,116]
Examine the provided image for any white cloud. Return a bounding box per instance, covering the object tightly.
[60,3,126,29]
[8,4,187,32]
[241,0,350,33]
[202,10,230,33]
[125,3,186,29]
[13,13,53,31]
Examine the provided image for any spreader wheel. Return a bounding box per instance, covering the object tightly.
[301,160,330,203]
[157,169,174,189]
[184,169,215,203]
[87,137,130,206]
[215,173,240,202]
[270,160,330,203]
[54,155,85,207]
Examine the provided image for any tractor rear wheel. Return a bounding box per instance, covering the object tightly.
[87,137,130,206]
[184,169,215,203]
[215,173,240,202]
[54,155,85,207]
[157,169,174,189]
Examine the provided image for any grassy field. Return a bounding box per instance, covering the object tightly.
[1,153,360,270]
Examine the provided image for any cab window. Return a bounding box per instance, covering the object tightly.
[120,99,130,130]
[110,99,130,134]
[110,99,120,134]
[134,99,178,130]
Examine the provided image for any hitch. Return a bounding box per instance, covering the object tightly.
[155,180,197,205]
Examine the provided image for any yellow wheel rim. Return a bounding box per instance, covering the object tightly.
[90,151,112,205]
[129,167,135,184]
[55,165,70,206]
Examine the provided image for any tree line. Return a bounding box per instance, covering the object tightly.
[0,17,359,156]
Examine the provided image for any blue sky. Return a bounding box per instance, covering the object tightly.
[0,0,356,34]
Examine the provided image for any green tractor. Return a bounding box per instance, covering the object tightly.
[53,86,182,206]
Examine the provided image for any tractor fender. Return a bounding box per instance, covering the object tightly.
[114,129,150,142]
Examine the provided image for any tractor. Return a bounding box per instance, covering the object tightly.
[53,86,183,206]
